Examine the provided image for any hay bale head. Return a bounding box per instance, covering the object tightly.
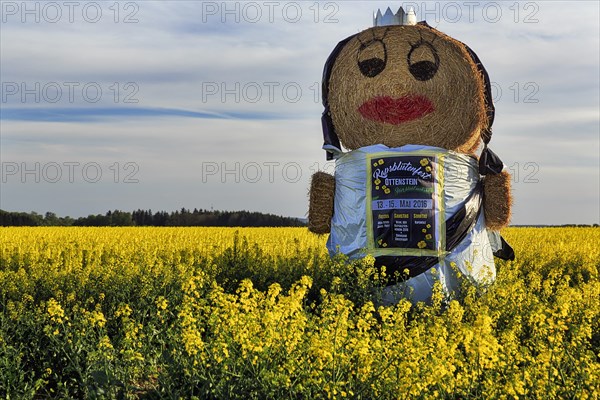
[326,24,487,154]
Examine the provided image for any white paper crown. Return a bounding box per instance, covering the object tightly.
[373,6,417,26]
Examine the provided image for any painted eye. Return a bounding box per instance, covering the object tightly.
[357,39,387,78]
[407,41,440,81]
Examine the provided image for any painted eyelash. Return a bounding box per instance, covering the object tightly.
[381,27,390,39]
[408,31,438,48]
[408,38,434,48]
[358,27,390,47]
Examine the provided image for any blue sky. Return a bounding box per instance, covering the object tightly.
[1,1,599,224]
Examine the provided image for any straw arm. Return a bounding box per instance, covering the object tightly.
[483,170,513,230]
[308,171,336,234]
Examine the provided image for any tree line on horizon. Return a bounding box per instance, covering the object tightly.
[1,209,597,228]
[0,208,307,227]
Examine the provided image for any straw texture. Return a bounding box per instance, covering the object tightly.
[484,170,513,230]
[308,171,335,234]
[326,25,487,155]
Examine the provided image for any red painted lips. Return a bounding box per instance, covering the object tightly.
[358,95,434,125]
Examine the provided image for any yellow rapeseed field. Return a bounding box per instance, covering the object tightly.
[0,227,598,399]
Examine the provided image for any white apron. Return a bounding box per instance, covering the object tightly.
[325,144,501,304]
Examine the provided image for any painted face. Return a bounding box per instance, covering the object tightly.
[327,25,487,153]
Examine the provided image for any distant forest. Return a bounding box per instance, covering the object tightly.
[0,209,307,227]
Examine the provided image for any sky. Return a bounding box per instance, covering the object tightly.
[0,0,599,225]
